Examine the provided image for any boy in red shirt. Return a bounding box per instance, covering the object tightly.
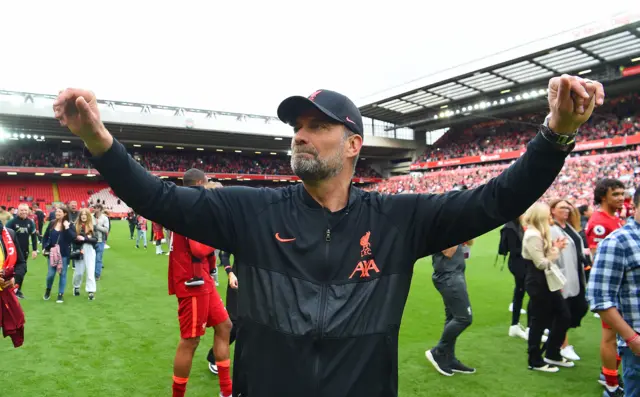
[585,178,625,396]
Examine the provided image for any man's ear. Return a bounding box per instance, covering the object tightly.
[347,133,363,157]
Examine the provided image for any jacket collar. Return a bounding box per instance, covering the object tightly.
[296,183,359,211]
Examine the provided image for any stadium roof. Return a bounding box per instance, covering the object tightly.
[0,91,418,160]
[359,17,640,132]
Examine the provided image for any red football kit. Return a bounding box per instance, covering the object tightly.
[585,210,623,249]
[585,209,623,329]
[152,222,165,241]
[168,232,228,339]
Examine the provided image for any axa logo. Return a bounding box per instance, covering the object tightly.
[349,231,379,279]
[349,259,380,279]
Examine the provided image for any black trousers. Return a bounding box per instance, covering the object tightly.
[128,223,135,238]
[15,251,28,290]
[510,270,526,326]
[527,289,570,366]
[432,272,472,359]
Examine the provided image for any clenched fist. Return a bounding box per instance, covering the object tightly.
[53,89,113,156]
[547,74,605,134]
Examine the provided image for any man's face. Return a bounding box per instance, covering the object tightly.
[18,206,28,219]
[290,109,354,181]
[70,201,77,211]
[606,188,625,211]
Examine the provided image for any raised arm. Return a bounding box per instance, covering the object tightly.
[53,89,261,253]
[384,75,605,259]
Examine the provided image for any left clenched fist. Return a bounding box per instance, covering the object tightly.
[547,74,605,134]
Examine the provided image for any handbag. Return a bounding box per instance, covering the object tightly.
[545,263,567,292]
[42,226,61,258]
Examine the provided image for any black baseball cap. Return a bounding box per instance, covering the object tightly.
[277,89,364,136]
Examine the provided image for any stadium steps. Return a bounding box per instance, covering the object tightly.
[52,182,60,202]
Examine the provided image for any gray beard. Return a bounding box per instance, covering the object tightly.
[291,151,343,182]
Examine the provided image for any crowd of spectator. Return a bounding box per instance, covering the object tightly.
[416,93,640,163]
[369,150,640,206]
[0,147,381,178]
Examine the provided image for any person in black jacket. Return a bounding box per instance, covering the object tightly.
[53,76,604,397]
[5,204,39,299]
[500,216,530,340]
[42,206,77,303]
[126,210,137,240]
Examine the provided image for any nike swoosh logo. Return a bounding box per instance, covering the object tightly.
[275,233,296,243]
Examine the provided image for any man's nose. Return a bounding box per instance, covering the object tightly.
[293,128,309,146]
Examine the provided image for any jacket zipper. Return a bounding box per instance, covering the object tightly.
[314,218,332,395]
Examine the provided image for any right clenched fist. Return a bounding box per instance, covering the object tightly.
[53,88,113,155]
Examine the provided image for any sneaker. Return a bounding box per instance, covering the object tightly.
[451,359,476,374]
[508,302,526,314]
[15,290,25,300]
[599,373,624,389]
[136,245,139,249]
[185,277,205,287]
[509,324,528,340]
[74,288,80,297]
[544,356,574,368]
[209,362,218,375]
[603,386,625,397]
[43,289,51,301]
[88,293,95,301]
[528,363,559,373]
[56,293,64,303]
[425,349,454,377]
[560,345,580,361]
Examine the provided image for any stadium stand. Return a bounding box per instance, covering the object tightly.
[0,147,381,178]
[414,93,640,164]
[0,180,54,209]
[56,180,109,207]
[368,150,640,206]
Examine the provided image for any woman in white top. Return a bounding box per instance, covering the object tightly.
[549,199,589,362]
[72,208,98,300]
[522,202,572,372]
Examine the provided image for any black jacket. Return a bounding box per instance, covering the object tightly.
[89,131,568,397]
[500,221,528,279]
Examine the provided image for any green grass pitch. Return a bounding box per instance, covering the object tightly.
[5,221,604,396]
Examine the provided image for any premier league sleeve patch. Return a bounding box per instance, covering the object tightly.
[593,225,606,236]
